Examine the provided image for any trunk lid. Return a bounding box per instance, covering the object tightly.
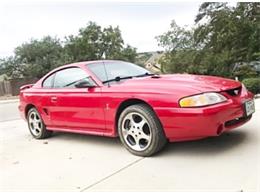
[20,84,34,91]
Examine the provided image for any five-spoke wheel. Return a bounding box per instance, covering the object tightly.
[122,112,152,151]
[28,110,43,137]
[27,107,52,139]
[118,104,167,156]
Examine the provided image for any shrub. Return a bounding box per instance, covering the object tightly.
[233,65,258,81]
[242,78,260,95]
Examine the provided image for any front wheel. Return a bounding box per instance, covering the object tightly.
[118,104,167,157]
[27,108,52,139]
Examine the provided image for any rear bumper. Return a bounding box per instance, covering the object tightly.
[18,103,26,120]
[154,95,254,142]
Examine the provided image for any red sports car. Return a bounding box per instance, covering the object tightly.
[19,60,255,156]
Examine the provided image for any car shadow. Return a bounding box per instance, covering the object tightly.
[157,130,248,157]
[49,129,247,156]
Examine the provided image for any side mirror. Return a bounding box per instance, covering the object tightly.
[75,78,96,88]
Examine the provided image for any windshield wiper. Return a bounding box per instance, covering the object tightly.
[103,76,133,84]
[135,72,155,77]
[102,73,157,84]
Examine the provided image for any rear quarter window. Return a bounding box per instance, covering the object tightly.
[42,74,55,88]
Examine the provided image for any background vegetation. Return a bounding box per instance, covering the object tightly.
[157,2,260,78]
[0,22,137,79]
[0,2,259,93]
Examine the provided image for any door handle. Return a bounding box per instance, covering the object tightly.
[51,96,58,102]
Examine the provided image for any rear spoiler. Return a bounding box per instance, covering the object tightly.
[20,84,34,91]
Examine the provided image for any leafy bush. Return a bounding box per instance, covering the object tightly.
[233,65,258,81]
[242,78,260,95]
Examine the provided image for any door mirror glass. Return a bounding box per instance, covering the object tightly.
[75,77,96,88]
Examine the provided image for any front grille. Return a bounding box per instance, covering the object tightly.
[225,86,242,96]
[225,115,252,127]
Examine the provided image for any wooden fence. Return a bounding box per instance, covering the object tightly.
[0,78,38,96]
[0,81,12,96]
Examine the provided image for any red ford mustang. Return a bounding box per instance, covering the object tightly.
[19,60,255,156]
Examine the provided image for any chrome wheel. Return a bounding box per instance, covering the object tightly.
[121,112,152,151]
[28,111,43,137]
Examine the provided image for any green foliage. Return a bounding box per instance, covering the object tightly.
[194,2,260,66]
[156,20,197,74]
[233,65,258,81]
[102,25,124,59]
[65,22,104,61]
[158,50,201,74]
[0,36,69,78]
[157,2,260,78]
[65,22,136,62]
[0,56,24,78]
[118,45,137,62]
[156,20,195,52]
[15,36,68,78]
[242,78,260,94]
[1,22,137,79]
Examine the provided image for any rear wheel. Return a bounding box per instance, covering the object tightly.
[118,104,167,157]
[27,108,52,139]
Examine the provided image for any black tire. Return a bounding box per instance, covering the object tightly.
[27,107,52,139]
[118,104,167,157]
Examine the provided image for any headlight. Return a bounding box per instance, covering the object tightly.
[179,92,227,107]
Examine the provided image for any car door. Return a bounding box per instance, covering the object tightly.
[40,72,61,127]
[49,67,106,132]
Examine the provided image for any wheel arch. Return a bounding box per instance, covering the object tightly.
[115,98,162,135]
[25,104,36,118]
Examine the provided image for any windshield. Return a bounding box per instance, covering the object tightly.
[87,61,151,83]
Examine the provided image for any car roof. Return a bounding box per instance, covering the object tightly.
[44,60,125,78]
[42,59,124,79]
[64,60,124,67]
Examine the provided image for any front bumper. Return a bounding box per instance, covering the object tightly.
[154,93,254,142]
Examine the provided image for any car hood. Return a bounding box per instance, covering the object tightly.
[112,74,241,95]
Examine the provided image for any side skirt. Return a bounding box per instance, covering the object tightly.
[46,126,117,137]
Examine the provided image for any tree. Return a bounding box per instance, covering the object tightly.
[157,2,260,78]
[1,22,137,79]
[117,45,137,63]
[13,36,68,78]
[65,22,137,62]
[0,56,24,78]
[156,20,198,73]
[233,3,260,61]
[194,2,260,76]
[65,22,103,61]
[233,64,258,81]
[156,20,195,52]
[101,26,124,59]
[0,36,71,78]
